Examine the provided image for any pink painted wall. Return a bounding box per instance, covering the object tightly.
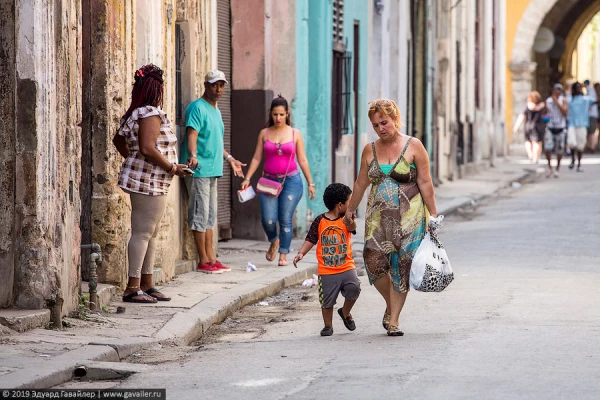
[231,0,266,90]
[231,0,296,99]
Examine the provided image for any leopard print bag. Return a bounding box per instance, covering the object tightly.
[410,231,454,292]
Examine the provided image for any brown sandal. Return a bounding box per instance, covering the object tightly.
[382,311,391,330]
[387,325,404,337]
[266,240,279,262]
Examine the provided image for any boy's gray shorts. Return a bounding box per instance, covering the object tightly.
[318,269,361,308]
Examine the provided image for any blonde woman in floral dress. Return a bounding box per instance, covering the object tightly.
[343,99,438,336]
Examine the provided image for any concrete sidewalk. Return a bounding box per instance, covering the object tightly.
[0,157,539,389]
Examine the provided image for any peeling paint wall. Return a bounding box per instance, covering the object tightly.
[87,0,215,288]
[86,0,137,288]
[0,1,17,308]
[0,0,83,315]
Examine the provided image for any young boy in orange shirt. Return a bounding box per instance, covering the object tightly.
[293,183,361,336]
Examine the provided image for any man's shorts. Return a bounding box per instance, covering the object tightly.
[318,269,361,309]
[588,117,598,135]
[544,128,566,155]
[567,126,587,151]
[184,177,217,232]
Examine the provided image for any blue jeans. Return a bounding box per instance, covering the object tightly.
[259,173,303,254]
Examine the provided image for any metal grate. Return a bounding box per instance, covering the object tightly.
[331,50,352,178]
[217,0,232,237]
[333,0,344,43]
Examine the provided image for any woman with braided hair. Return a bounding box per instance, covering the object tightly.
[343,99,438,336]
[113,64,192,303]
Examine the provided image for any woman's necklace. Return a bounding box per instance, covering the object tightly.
[273,129,284,155]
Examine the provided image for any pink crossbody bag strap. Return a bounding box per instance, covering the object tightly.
[279,128,296,184]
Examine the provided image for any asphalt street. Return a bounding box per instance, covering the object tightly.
[118,157,600,400]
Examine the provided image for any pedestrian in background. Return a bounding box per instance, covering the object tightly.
[241,95,316,266]
[293,183,360,337]
[584,79,598,152]
[567,82,597,172]
[543,83,568,178]
[343,99,437,336]
[513,91,546,164]
[593,82,600,151]
[113,64,191,303]
[181,70,246,274]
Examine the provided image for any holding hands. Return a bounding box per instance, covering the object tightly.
[343,210,357,228]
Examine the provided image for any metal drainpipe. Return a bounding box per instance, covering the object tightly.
[81,243,102,310]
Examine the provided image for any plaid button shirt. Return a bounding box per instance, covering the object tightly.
[118,106,178,196]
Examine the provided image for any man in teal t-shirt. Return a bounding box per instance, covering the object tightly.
[182,69,245,274]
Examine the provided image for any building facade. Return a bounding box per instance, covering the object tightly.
[0,1,83,315]
[231,0,369,238]
[1,0,514,321]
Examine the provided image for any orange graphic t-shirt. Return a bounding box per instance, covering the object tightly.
[306,214,356,275]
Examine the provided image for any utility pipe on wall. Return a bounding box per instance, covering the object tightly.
[81,243,101,310]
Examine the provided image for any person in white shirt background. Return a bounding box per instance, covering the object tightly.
[543,83,568,178]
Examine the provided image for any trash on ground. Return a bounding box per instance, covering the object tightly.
[257,301,269,306]
[302,274,319,287]
[246,262,257,272]
[511,182,522,189]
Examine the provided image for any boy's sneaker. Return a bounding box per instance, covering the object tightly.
[213,260,231,272]
[337,308,356,331]
[320,326,333,336]
[197,263,223,274]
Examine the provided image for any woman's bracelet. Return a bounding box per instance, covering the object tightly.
[308,183,315,187]
[243,178,250,182]
[168,163,177,176]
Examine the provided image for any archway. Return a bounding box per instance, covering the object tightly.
[509,0,600,144]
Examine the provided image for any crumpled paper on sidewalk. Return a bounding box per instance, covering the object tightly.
[246,262,257,272]
[302,274,318,287]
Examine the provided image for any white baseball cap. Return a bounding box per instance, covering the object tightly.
[205,69,228,84]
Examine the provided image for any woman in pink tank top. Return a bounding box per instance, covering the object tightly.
[241,96,316,266]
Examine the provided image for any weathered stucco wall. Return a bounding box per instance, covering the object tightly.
[10,0,82,315]
[0,1,17,308]
[89,0,215,287]
[87,0,137,287]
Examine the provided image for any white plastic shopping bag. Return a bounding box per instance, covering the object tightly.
[410,227,454,292]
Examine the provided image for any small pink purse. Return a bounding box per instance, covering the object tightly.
[256,177,284,196]
[256,129,295,197]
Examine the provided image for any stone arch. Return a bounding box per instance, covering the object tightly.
[509,0,600,144]
[511,0,560,63]
[560,2,600,81]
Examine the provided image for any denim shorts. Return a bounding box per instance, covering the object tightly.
[544,128,566,155]
[185,177,217,232]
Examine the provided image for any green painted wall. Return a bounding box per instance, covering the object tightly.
[293,0,369,234]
